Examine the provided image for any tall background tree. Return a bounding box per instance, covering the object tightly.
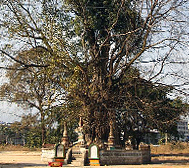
[0,47,66,144]
[0,0,188,145]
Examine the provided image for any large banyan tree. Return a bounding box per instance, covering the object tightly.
[0,0,188,145]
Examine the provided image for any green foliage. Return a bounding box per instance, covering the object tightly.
[113,69,186,145]
[25,129,42,148]
[49,104,81,142]
[7,114,71,148]
[0,124,15,144]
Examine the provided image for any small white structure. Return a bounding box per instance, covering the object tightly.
[89,144,99,159]
[41,147,55,162]
[177,119,189,141]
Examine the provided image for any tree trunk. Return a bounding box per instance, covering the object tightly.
[41,112,46,146]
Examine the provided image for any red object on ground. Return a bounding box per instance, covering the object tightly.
[54,158,64,162]
[48,162,63,167]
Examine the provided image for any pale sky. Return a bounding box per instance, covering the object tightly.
[0,69,33,122]
[0,101,26,123]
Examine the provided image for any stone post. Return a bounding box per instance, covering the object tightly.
[78,118,85,146]
[165,132,168,144]
[62,122,69,148]
[79,117,83,127]
[108,121,115,149]
[139,143,151,163]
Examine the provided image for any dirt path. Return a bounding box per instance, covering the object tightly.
[0,151,189,168]
[0,151,47,168]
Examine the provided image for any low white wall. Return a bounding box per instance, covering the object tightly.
[41,148,55,162]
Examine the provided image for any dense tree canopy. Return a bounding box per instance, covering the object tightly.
[0,0,188,145]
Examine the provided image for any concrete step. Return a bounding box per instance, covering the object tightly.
[66,164,79,167]
[72,153,82,158]
[72,157,83,161]
[72,150,82,154]
[70,146,85,166]
[71,160,83,167]
[72,146,80,150]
